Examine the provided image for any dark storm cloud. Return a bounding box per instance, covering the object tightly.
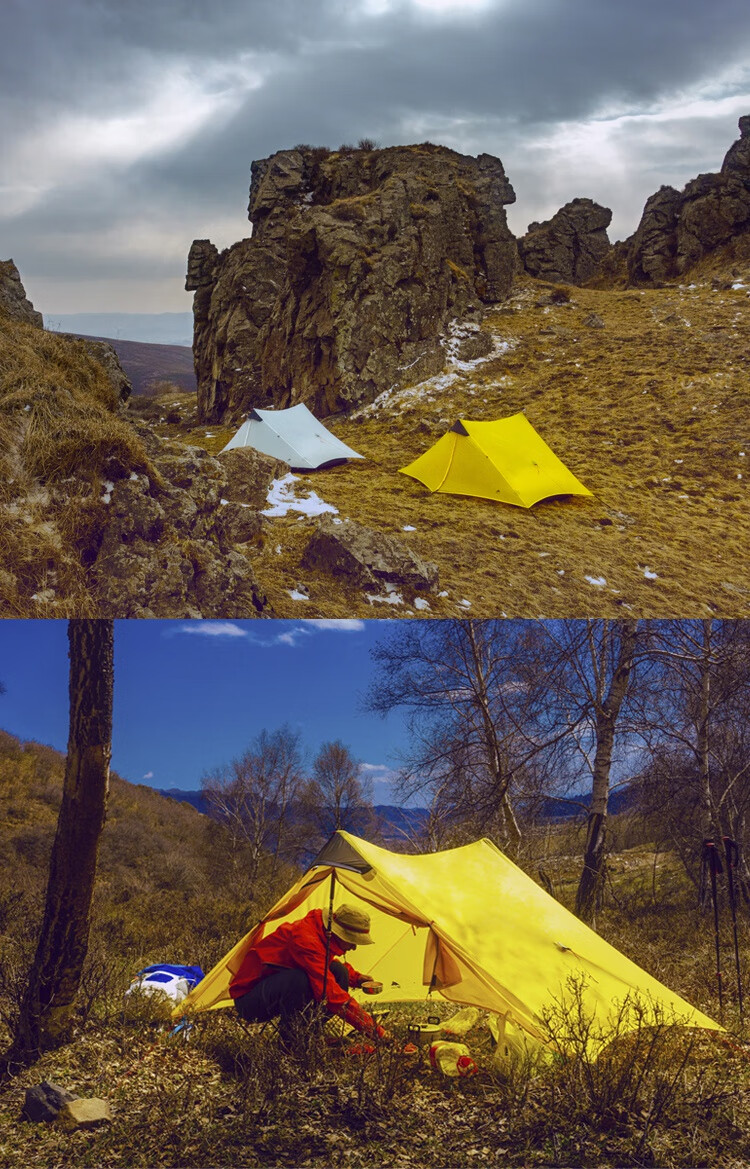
[2,0,749,310]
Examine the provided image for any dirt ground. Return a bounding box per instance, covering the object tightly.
[157,267,749,619]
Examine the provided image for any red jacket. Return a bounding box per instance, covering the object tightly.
[229,908,381,1036]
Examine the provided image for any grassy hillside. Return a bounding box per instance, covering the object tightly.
[0,734,748,1168]
[0,313,154,616]
[3,247,749,617]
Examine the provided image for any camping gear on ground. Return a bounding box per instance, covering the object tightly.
[174,831,720,1057]
[399,413,592,507]
[723,836,744,1020]
[126,964,204,1006]
[441,1006,482,1037]
[702,839,725,1021]
[221,403,364,470]
[360,980,383,995]
[429,1041,478,1077]
[407,1017,443,1048]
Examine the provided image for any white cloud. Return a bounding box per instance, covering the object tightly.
[142,771,154,779]
[301,620,366,632]
[176,621,248,638]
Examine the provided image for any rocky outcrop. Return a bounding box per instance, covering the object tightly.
[86,443,269,618]
[627,115,750,284]
[0,259,43,327]
[188,143,518,423]
[519,199,612,284]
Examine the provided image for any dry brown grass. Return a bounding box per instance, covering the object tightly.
[165,268,749,619]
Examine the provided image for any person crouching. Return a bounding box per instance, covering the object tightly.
[229,903,389,1049]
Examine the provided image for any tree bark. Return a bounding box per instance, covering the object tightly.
[5,620,113,1071]
[575,620,638,924]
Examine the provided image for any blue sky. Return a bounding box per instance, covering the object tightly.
[0,619,410,801]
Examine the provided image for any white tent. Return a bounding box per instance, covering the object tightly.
[221,404,364,470]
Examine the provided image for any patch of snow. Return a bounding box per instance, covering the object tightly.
[367,584,404,606]
[643,568,658,580]
[101,480,114,504]
[458,599,472,608]
[438,590,449,597]
[287,589,309,601]
[262,473,338,517]
[674,459,683,464]
[220,498,229,506]
[332,517,343,524]
[24,404,31,412]
[275,545,282,554]
[585,575,607,587]
[732,281,746,289]
[740,452,746,457]
[403,525,416,531]
[414,598,431,611]
[205,432,215,437]
[557,570,565,576]
[538,552,551,557]
[129,472,139,481]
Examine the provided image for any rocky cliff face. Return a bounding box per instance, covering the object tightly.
[627,115,750,284]
[518,198,613,284]
[187,143,518,422]
[0,260,44,327]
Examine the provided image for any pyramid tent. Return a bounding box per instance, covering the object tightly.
[221,403,363,470]
[175,832,718,1050]
[399,414,592,507]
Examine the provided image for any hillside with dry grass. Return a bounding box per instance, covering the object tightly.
[1,734,749,1168]
[155,250,750,619]
[2,240,748,618]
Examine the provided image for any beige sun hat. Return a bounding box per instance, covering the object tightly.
[331,903,374,946]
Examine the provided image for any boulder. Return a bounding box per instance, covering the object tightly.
[22,1082,78,1123]
[627,115,750,283]
[301,515,439,592]
[188,143,519,423]
[519,199,612,284]
[56,1098,112,1131]
[216,446,290,508]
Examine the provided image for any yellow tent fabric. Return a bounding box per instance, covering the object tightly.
[175,832,719,1049]
[399,414,592,507]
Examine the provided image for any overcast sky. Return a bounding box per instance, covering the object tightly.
[2,0,749,314]
[0,619,410,798]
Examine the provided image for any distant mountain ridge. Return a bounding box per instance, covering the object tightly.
[64,334,196,397]
[45,311,193,347]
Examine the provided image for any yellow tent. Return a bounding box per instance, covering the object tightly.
[399,414,592,507]
[175,832,719,1050]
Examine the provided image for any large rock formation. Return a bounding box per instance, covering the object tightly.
[627,115,750,284]
[518,198,613,284]
[0,259,44,327]
[187,143,518,423]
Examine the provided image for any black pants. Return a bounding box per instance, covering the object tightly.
[234,960,349,1044]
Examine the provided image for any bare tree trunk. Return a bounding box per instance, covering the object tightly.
[575,620,637,924]
[466,622,522,856]
[3,620,113,1074]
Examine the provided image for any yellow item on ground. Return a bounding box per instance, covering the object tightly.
[399,414,592,507]
[175,832,719,1054]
